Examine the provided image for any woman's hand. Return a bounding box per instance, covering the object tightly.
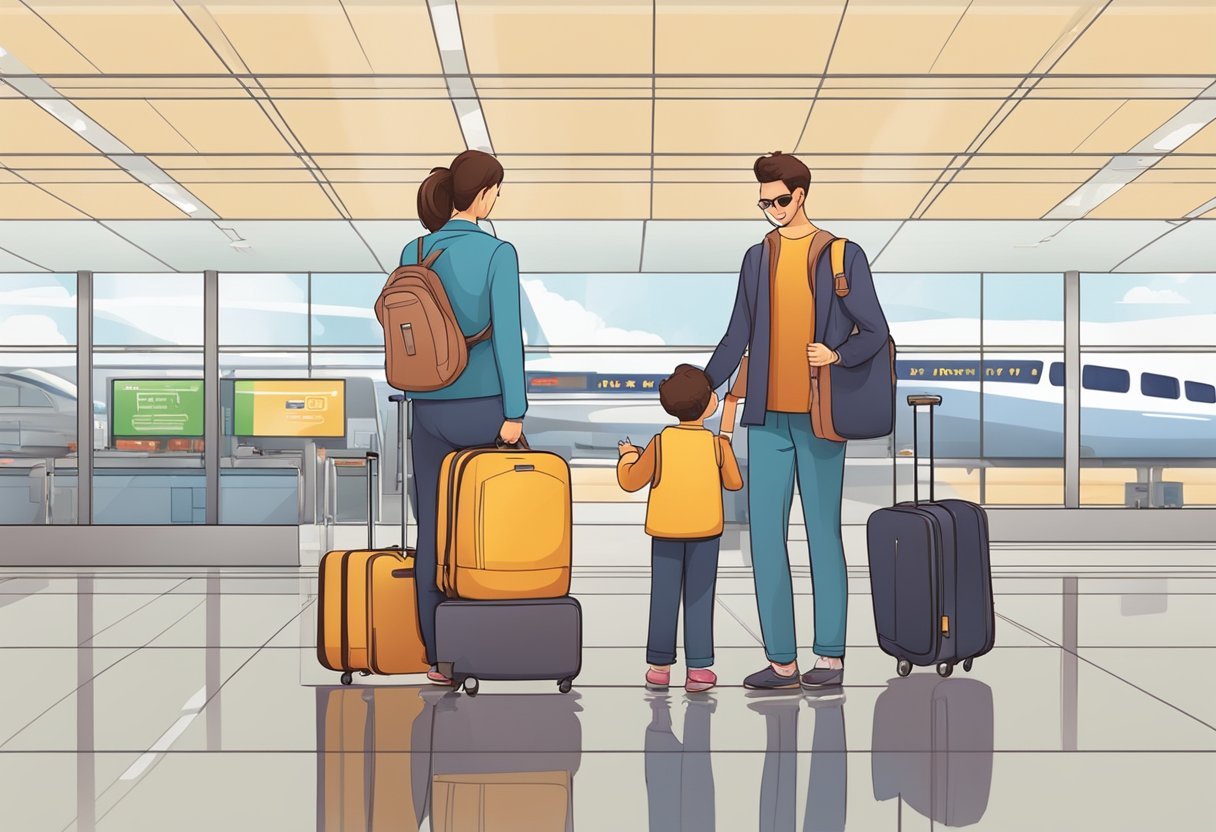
[498,419,524,446]
[807,343,840,367]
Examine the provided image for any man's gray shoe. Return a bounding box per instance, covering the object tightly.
[743,666,801,691]
[800,666,844,690]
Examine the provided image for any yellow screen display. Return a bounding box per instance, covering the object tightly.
[233,380,346,438]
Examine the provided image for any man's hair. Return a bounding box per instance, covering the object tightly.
[659,364,713,422]
[753,151,811,195]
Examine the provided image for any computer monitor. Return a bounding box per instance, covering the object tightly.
[232,379,346,438]
[110,378,205,439]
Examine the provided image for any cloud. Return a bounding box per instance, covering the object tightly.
[0,314,69,345]
[521,280,664,346]
[1117,286,1189,305]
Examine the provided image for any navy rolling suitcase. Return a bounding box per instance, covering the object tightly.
[866,394,995,678]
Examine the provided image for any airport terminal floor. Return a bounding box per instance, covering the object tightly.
[2,553,1215,831]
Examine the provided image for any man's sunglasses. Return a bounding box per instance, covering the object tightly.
[758,194,794,211]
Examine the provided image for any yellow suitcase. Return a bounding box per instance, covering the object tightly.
[436,443,572,600]
[317,450,428,683]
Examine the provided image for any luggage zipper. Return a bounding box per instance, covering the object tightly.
[442,449,491,596]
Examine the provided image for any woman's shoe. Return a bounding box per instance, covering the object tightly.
[427,665,455,686]
[645,666,671,691]
[685,668,717,693]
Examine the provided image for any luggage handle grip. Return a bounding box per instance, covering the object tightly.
[907,394,942,408]
[391,568,414,578]
[897,395,940,505]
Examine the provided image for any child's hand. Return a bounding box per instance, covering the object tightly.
[618,438,641,457]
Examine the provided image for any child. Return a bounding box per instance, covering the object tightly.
[617,364,744,693]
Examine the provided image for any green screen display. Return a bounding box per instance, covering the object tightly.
[111,379,205,438]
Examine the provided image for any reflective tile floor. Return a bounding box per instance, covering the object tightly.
[1,564,1214,831]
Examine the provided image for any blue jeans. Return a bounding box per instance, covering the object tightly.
[647,536,720,669]
[410,395,505,664]
[747,411,848,663]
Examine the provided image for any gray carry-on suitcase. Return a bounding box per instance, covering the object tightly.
[866,394,996,679]
[435,597,582,696]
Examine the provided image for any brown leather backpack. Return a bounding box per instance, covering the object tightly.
[376,239,492,392]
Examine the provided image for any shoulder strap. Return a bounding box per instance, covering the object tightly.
[830,238,849,298]
[413,238,490,346]
[650,433,662,489]
[417,238,444,270]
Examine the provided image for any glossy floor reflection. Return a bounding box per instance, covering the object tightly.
[0,566,1214,831]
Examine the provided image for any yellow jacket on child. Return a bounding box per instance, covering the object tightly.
[617,425,743,539]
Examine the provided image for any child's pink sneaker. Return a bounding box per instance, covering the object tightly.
[645,666,671,691]
[685,668,717,693]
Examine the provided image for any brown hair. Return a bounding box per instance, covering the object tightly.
[753,151,811,195]
[659,364,713,422]
[417,150,505,232]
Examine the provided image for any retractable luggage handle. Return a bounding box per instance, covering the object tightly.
[389,394,409,549]
[896,394,943,506]
[364,451,379,550]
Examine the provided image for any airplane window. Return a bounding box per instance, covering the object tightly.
[1141,373,1180,400]
[1184,381,1216,404]
[19,386,54,408]
[1049,362,1064,387]
[1081,365,1130,393]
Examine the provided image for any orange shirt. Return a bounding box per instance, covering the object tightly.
[767,231,816,413]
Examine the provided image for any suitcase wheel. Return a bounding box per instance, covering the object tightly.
[896,659,912,678]
[963,657,974,673]
[340,672,353,686]
[558,678,573,694]
[462,677,480,696]
[936,662,954,678]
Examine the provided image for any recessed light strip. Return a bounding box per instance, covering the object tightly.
[0,45,217,219]
[426,0,493,154]
[1046,81,1216,221]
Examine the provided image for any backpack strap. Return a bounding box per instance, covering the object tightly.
[651,433,662,489]
[830,238,849,298]
[714,434,723,469]
[415,238,491,346]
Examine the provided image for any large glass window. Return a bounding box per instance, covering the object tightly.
[219,273,308,346]
[311,274,385,347]
[0,274,77,346]
[873,273,980,346]
[1080,273,1216,507]
[94,273,203,346]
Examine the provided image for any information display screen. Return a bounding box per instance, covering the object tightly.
[111,379,205,438]
[233,379,346,438]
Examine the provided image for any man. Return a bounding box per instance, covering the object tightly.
[705,151,891,691]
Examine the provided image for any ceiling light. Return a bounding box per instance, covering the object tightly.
[1153,122,1206,152]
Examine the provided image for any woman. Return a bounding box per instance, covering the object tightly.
[405,150,526,684]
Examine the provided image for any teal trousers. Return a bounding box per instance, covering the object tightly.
[747,411,848,663]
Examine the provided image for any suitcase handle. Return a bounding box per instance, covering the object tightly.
[901,394,941,505]
[365,451,378,549]
[389,394,409,549]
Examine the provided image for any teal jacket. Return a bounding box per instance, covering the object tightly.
[400,220,527,419]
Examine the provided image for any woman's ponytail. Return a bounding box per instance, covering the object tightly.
[416,151,504,232]
[418,166,455,232]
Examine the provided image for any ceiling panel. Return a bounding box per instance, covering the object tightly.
[654,100,811,155]
[873,219,1174,271]
[482,100,652,154]
[0,220,169,271]
[494,220,645,272]
[25,0,228,74]
[929,0,1087,74]
[0,0,99,73]
[171,169,320,184]
[923,182,1080,219]
[0,244,46,271]
[21,167,133,184]
[341,1,443,74]
[276,99,464,154]
[150,155,307,170]
[0,154,120,170]
[652,182,929,219]
[149,100,292,154]
[1086,182,1216,219]
[107,220,382,272]
[183,183,342,219]
[656,0,843,74]
[1052,1,1216,75]
[0,100,98,154]
[1115,220,1216,271]
[642,219,901,271]
[332,183,419,219]
[202,0,373,74]
[40,183,183,219]
[798,100,1002,154]
[1176,120,1216,153]
[981,100,1124,154]
[828,0,972,74]
[951,167,1097,184]
[460,0,652,74]
[1073,99,1190,153]
[491,183,650,219]
[0,183,86,219]
[74,100,195,154]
